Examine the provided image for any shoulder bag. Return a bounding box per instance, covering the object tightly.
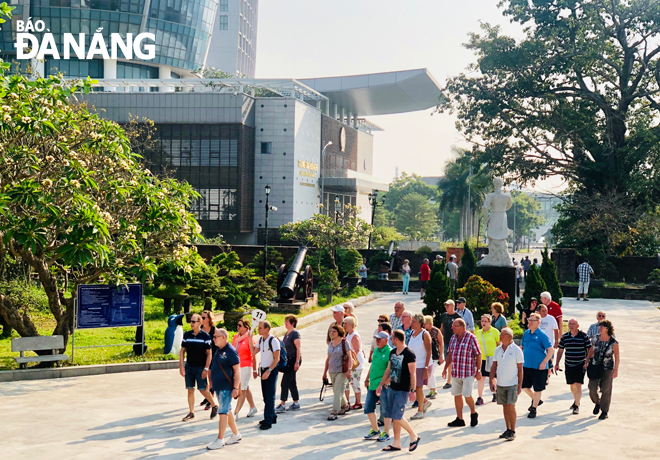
[341,338,359,373]
[215,353,242,399]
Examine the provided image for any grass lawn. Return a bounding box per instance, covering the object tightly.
[0,287,371,371]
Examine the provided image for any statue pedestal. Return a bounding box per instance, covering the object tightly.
[477,266,516,316]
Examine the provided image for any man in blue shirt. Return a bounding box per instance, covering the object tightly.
[456,297,474,332]
[520,313,554,419]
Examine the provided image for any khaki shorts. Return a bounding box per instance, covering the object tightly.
[451,376,475,397]
[496,385,518,405]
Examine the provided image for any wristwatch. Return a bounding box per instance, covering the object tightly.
[204,368,209,371]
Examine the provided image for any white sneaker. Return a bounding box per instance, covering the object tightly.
[247,407,258,418]
[226,433,242,445]
[207,438,225,450]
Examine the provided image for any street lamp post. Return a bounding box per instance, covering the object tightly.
[319,141,333,213]
[264,184,271,279]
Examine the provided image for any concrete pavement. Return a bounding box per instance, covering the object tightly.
[2,294,658,459]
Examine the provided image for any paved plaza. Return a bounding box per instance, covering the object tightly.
[2,294,658,459]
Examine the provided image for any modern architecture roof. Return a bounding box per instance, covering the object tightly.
[298,69,443,116]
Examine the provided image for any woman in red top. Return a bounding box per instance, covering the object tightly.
[232,318,258,419]
[420,258,431,300]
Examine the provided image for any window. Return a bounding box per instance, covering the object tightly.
[261,142,272,154]
[218,15,228,30]
[219,0,228,11]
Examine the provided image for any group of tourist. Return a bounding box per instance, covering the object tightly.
[176,293,620,452]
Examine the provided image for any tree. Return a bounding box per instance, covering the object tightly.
[457,241,477,289]
[383,172,438,213]
[0,73,201,347]
[395,193,437,239]
[422,260,452,327]
[540,247,563,306]
[372,226,405,248]
[517,264,546,315]
[506,192,543,251]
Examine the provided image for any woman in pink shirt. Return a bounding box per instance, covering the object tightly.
[232,319,258,419]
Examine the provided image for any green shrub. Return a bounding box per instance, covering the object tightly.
[648,269,660,285]
[215,277,248,311]
[367,252,391,274]
[540,246,563,305]
[589,287,602,298]
[337,248,363,277]
[517,264,546,314]
[0,280,50,314]
[456,275,510,318]
[415,245,434,255]
[247,249,284,276]
[457,241,477,289]
[422,260,452,327]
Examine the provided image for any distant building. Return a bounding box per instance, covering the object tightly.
[421,176,443,187]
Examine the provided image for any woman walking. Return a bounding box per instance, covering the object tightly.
[423,315,443,400]
[586,319,619,420]
[200,310,218,410]
[401,260,411,295]
[491,303,508,332]
[475,314,501,404]
[276,314,302,413]
[408,313,432,419]
[323,325,350,420]
[343,316,365,409]
[522,298,538,329]
[231,319,258,419]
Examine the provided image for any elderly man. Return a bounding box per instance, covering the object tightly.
[435,254,444,264]
[456,297,475,332]
[389,301,405,332]
[555,318,591,414]
[253,321,281,430]
[577,258,595,301]
[539,304,559,384]
[520,313,554,418]
[540,291,563,330]
[447,255,459,295]
[442,318,482,428]
[326,305,345,344]
[490,327,524,441]
[587,311,608,341]
[440,300,462,389]
[401,310,414,345]
[363,331,392,442]
[420,258,431,299]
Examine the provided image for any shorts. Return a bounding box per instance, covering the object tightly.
[415,368,428,388]
[444,343,450,359]
[215,389,233,414]
[578,280,590,294]
[496,385,518,405]
[522,367,547,392]
[364,389,379,415]
[451,376,475,397]
[565,365,586,385]
[184,365,207,390]
[480,360,490,378]
[385,390,409,421]
[345,368,362,392]
[421,280,428,289]
[240,367,252,391]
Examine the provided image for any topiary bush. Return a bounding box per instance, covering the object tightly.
[337,248,363,277]
[540,246,563,305]
[415,245,434,255]
[648,269,660,285]
[457,241,477,289]
[215,277,249,311]
[517,264,546,314]
[456,275,510,318]
[422,260,452,327]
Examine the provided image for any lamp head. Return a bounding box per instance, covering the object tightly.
[265,184,271,195]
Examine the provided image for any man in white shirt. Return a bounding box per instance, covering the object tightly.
[446,255,459,294]
[538,304,559,384]
[489,327,524,441]
[252,320,281,430]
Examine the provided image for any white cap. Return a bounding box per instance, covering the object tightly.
[331,305,345,313]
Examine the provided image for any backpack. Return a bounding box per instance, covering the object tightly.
[431,330,441,361]
[262,336,287,371]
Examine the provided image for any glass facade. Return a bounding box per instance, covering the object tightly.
[45,58,104,77]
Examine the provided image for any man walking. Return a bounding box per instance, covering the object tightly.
[420,258,431,299]
[540,291,563,331]
[363,331,392,443]
[577,259,595,301]
[447,255,459,295]
[401,310,413,345]
[489,327,524,441]
[326,305,345,344]
[522,256,531,280]
[442,318,482,428]
[555,318,591,414]
[440,300,461,389]
[180,313,218,422]
[435,254,444,264]
[587,311,608,341]
[389,302,404,332]
[520,313,554,418]
[456,297,475,332]
[359,259,368,286]
[376,330,421,452]
[253,320,281,430]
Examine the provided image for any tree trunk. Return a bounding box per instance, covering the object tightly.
[163,298,172,315]
[174,298,183,314]
[0,295,40,337]
[183,298,191,314]
[204,298,212,310]
[0,315,12,338]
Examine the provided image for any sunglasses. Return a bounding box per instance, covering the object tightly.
[190,320,200,323]
[528,319,539,322]
[597,315,605,318]
[378,319,387,323]
[330,330,338,334]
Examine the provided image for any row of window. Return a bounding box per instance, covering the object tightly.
[191,188,237,221]
[31,0,146,14]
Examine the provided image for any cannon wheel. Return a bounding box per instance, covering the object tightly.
[276,264,287,293]
[303,265,313,299]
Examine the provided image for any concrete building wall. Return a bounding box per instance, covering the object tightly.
[357,130,374,176]
[206,0,258,77]
[292,100,322,223]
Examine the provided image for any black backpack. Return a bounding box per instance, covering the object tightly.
[262,336,287,371]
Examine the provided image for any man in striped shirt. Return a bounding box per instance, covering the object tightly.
[555,318,591,414]
[577,259,595,301]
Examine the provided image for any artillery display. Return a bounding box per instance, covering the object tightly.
[276,246,313,304]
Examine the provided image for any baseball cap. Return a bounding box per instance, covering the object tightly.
[373,331,390,340]
[456,297,467,304]
[444,299,455,306]
[331,305,345,313]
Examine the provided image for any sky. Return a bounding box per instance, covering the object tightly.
[255,0,529,186]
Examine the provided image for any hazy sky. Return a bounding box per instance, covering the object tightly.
[255,0,526,185]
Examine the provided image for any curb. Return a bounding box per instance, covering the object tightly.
[0,360,179,383]
[270,293,379,337]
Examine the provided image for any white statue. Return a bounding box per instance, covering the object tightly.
[480,177,513,267]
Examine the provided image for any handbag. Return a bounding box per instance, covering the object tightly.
[341,338,359,373]
[216,354,242,400]
[587,338,613,380]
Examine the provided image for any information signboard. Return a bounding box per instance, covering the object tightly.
[76,284,143,329]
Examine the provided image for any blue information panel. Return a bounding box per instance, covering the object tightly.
[76,284,143,329]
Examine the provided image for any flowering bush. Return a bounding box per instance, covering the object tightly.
[456,275,510,318]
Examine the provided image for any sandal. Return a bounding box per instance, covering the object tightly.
[351,403,363,410]
[382,445,401,451]
[409,436,421,452]
[182,412,195,422]
[338,408,348,416]
[327,413,338,421]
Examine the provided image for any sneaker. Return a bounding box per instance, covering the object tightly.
[499,429,511,439]
[427,390,437,399]
[593,404,601,415]
[584,298,589,301]
[200,398,209,406]
[599,412,608,419]
[492,394,497,403]
[572,405,580,415]
[364,429,380,440]
[259,423,272,430]
[210,405,218,419]
[412,400,418,408]
[528,407,537,418]
[505,431,516,441]
[288,403,301,411]
[275,404,286,413]
[447,417,466,427]
[528,400,543,411]
[410,412,424,420]
[226,433,242,445]
[570,402,577,410]
[247,407,258,418]
[423,400,432,413]
[377,432,391,442]
[476,397,484,406]
[207,438,225,450]
[470,412,478,427]
[443,382,452,390]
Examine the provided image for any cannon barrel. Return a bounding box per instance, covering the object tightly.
[387,240,395,256]
[279,247,308,299]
